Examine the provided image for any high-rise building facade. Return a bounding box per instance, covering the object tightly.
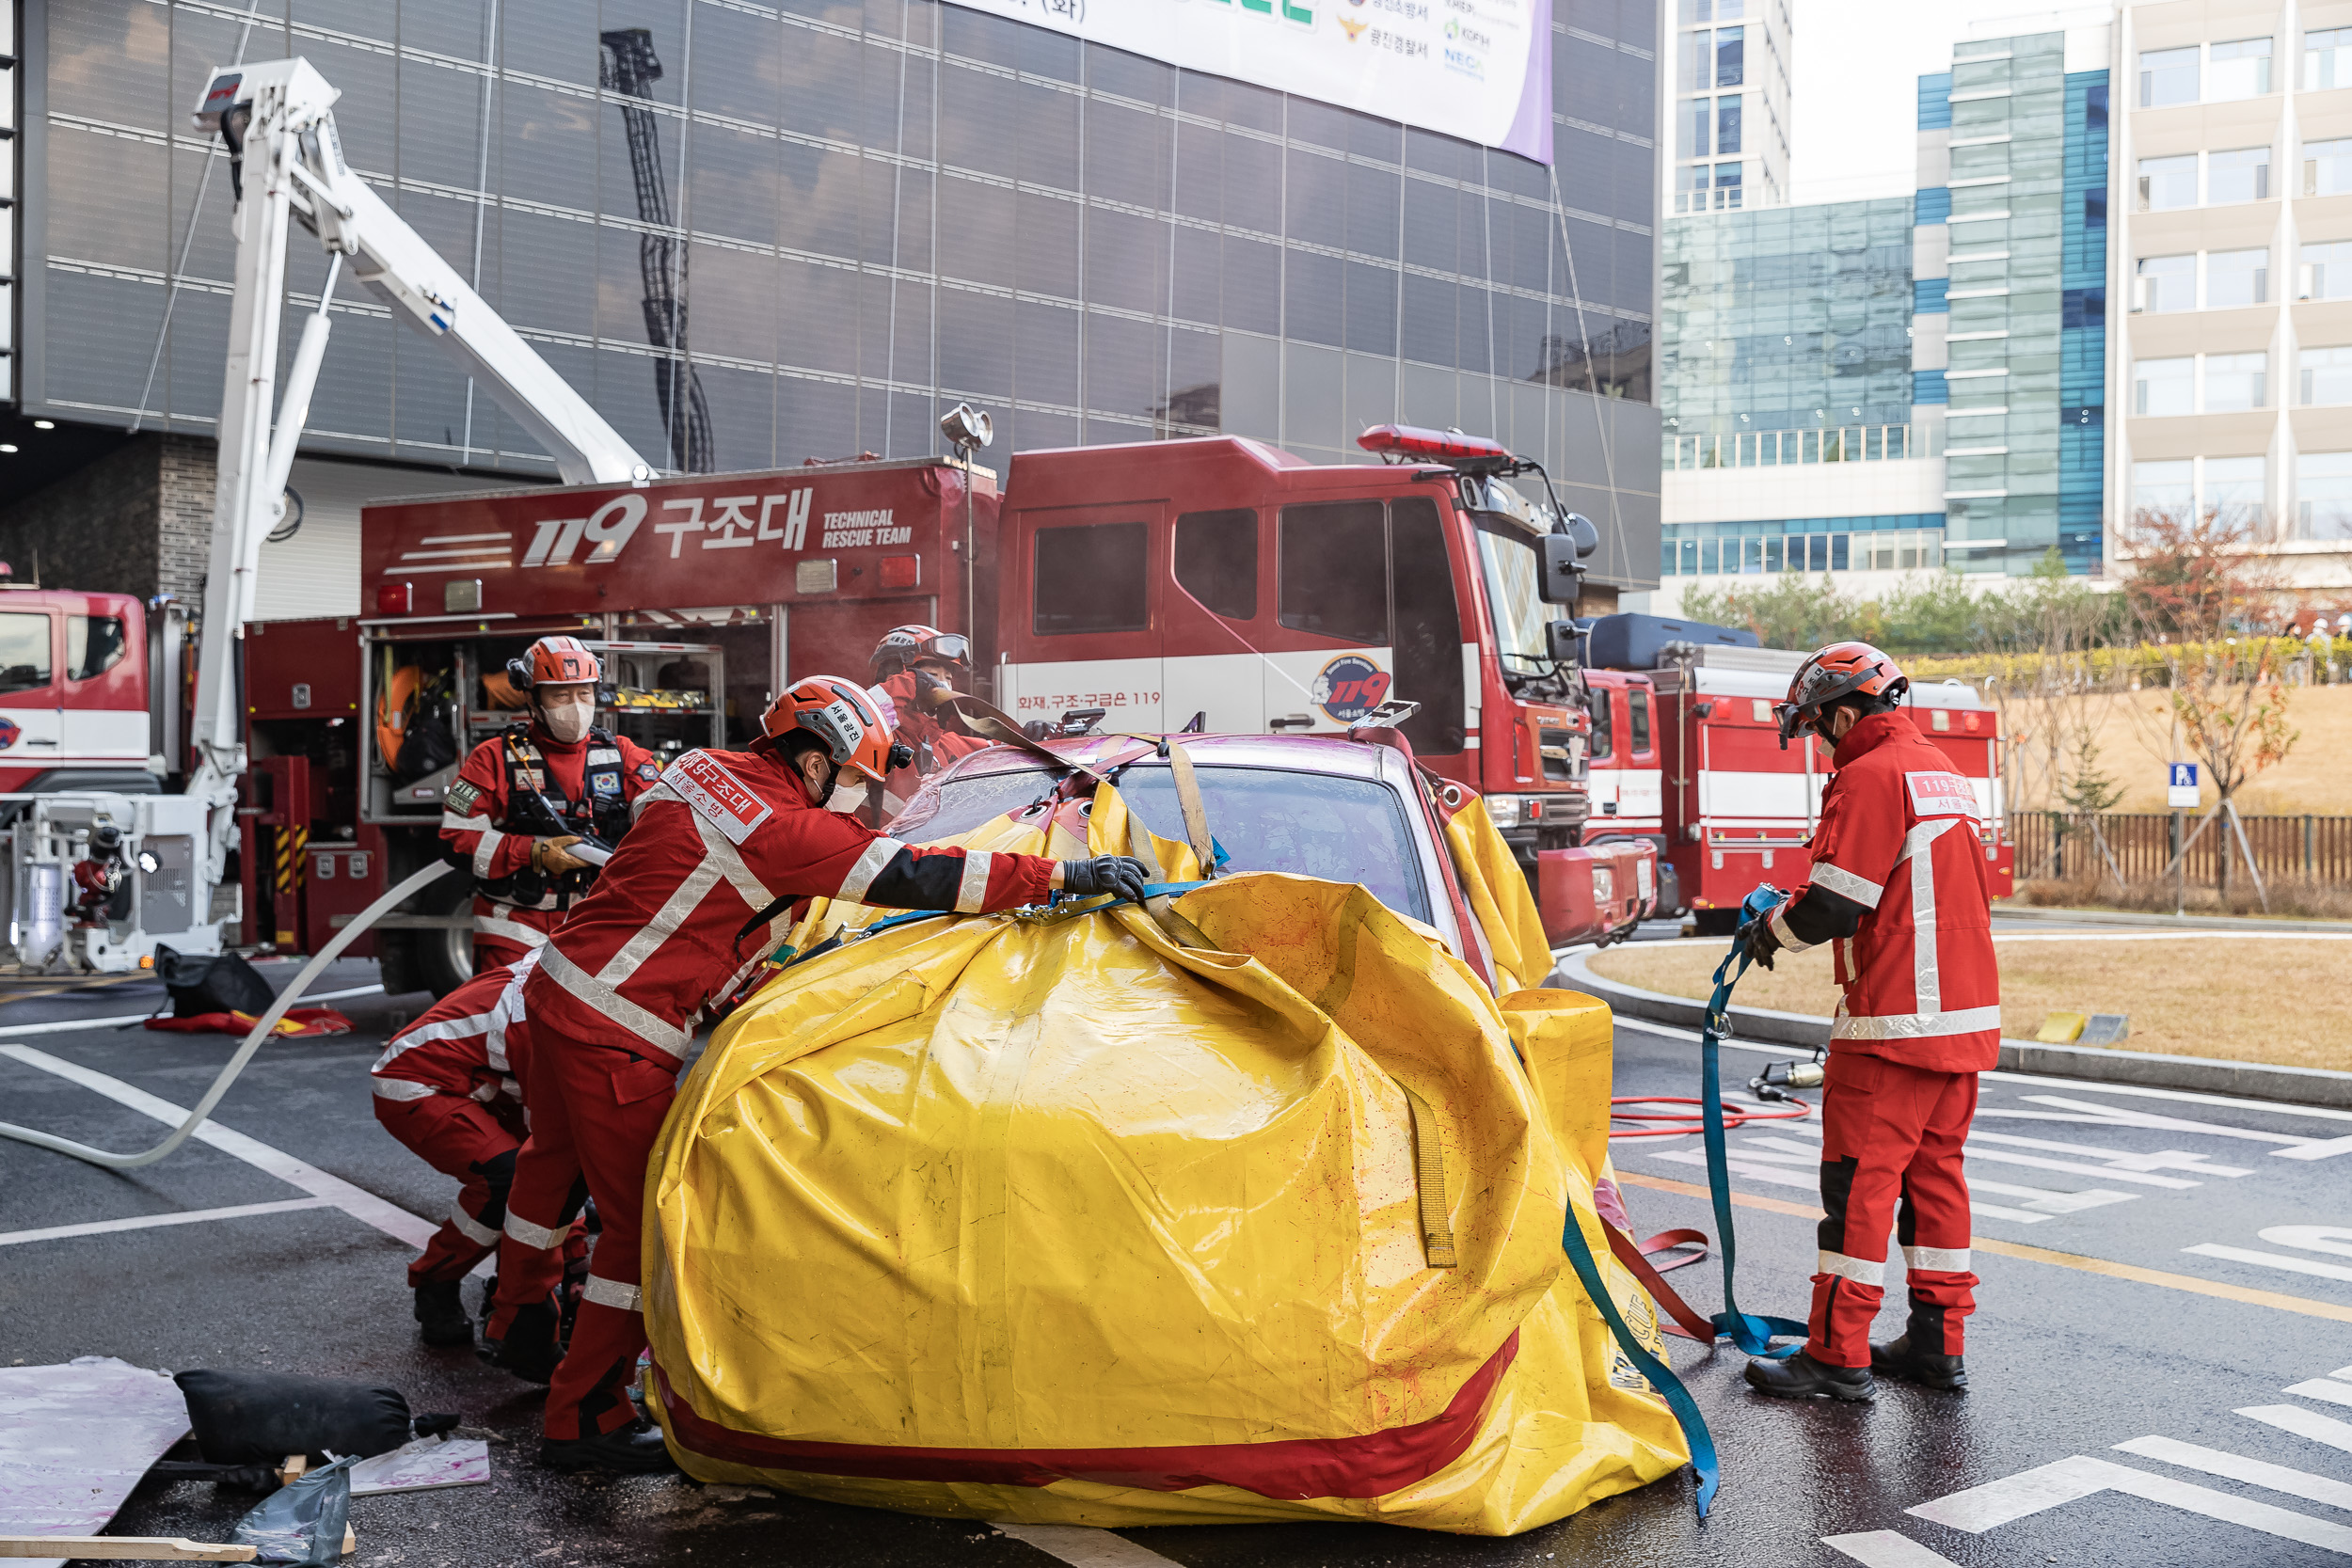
[1,0,1664,613]
[1665,0,1792,214]
[2115,0,2352,593]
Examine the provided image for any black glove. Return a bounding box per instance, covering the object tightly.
[1061,855,1150,901]
[1745,910,1783,971]
[913,668,955,708]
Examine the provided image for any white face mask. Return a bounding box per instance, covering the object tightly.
[538,688,595,745]
[824,776,868,816]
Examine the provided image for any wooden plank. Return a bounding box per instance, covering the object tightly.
[0,1537,258,1561]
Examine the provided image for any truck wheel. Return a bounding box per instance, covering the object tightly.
[380,869,476,1000]
[1692,908,1738,938]
[414,919,476,1000]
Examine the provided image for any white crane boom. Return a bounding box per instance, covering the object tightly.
[183,56,653,887]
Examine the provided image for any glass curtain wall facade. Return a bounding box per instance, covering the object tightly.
[1917,31,2109,576]
[19,0,1662,580]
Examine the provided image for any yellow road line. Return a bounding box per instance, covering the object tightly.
[1614,1170,2352,1325]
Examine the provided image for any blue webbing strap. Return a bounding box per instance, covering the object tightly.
[1558,1199,1720,1520]
[790,881,1216,959]
[1701,885,1810,1358]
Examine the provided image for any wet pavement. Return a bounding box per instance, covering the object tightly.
[2,967,2347,1566]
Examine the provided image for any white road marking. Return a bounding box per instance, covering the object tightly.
[0,1196,332,1247]
[2184,1244,2352,1285]
[0,984,386,1038]
[1820,1531,1966,1567]
[2279,1135,2352,1163]
[2241,1404,2352,1455]
[1956,1144,2201,1189]
[1645,1148,1824,1191]
[2012,1096,2324,1150]
[2114,1433,2352,1510]
[1910,1453,2352,1551]
[0,1044,436,1248]
[994,1524,1187,1568]
[2286,1380,2352,1409]
[1964,1130,2252,1176]
[1963,1179,2136,1215]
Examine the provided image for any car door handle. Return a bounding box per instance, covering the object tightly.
[24,738,57,747]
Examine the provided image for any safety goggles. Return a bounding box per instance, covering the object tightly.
[925,633,971,665]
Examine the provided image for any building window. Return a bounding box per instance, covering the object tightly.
[2204,352,2268,412]
[2138,154,2198,211]
[2307,138,2352,196]
[1675,164,1709,214]
[2206,456,2267,530]
[2206,247,2270,308]
[1715,162,1745,209]
[2209,38,2274,101]
[2134,460,2194,519]
[1677,0,1742,20]
[1716,26,1745,87]
[2209,146,2272,202]
[1718,96,1743,155]
[1680,98,1712,159]
[2304,345,2352,404]
[2139,45,2200,107]
[2298,452,2352,538]
[2307,241,2352,299]
[2137,254,2196,312]
[2135,356,2195,416]
[1679,36,1713,92]
[2307,26,2352,90]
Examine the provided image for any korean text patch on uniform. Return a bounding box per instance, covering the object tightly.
[1905,770,1978,817]
[664,751,772,845]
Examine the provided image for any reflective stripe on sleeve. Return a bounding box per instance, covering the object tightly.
[1903,1244,1972,1273]
[1832,1004,2004,1041]
[449,1207,501,1246]
[1767,908,1814,955]
[504,1210,566,1251]
[837,837,907,904]
[442,813,494,832]
[955,851,995,914]
[471,827,507,879]
[473,912,550,948]
[1809,861,1883,908]
[370,1078,438,1101]
[1816,1250,1884,1285]
[537,943,691,1060]
[581,1275,643,1313]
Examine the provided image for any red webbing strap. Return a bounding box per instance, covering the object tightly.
[1605,1223,1718,1343]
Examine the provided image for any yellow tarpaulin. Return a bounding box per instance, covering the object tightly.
[642,782,1686,1533]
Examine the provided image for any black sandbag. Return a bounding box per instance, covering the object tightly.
[230,1455,355,1567]
[174,1370,416,1465]
[154,944,277,1018]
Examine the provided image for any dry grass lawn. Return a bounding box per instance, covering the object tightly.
[2027,684,2352,814]
[1585,939,2352,1071]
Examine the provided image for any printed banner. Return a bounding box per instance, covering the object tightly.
[947,0,1553,164]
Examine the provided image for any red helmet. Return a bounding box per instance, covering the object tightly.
[760,675,910,784]
[870,625,972,681]
[1776,641,1908,749]
[506,634,601,690]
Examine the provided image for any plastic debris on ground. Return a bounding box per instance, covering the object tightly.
[230,1455,356,1565]
[347,1435,491,1496]
[144,1007,354,1038]
[644,780,1686,1534]
[0,1358,192,1568]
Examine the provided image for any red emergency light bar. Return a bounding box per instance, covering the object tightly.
[1356,424,1516,465]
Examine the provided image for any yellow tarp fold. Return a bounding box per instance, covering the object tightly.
[643,781,1684,1534]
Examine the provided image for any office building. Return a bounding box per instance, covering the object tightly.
[0,0,1663,615]
[1666,0,1794,214]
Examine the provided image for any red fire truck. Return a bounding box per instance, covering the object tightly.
[1577,613,2014,931]
[245,428,1656,993]
[0,588,161,798]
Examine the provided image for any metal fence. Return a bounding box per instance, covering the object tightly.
[2011,812,2352,884]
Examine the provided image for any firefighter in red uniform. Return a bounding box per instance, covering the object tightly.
[504,673,1149,1472]
[868,625,990,816]
[1743,641,1999,1401]
[369,952,577,1349]
[438,636,661,973]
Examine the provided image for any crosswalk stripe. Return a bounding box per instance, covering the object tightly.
[2239,1404,2352,1455]
[1912,1454,2352,1551]
[2286,1379,2352,1409]
[1820,1530,1965,1566]
[2185,1243,2352,1285]
[995,1524,1187,1568]
[2114,1433,2352,1511]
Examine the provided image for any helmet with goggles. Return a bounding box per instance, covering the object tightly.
[1775,641,1908,750]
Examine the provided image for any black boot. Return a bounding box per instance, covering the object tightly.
[1744,1350,1876,1402]
[481,1301,564,1384]
[539,1417,678,1474]
[413,1279,474,1348]
[1872,1334,1967,1390]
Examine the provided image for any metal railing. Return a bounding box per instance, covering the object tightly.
[2012,812,2352,884]
[1667,424,1931,471]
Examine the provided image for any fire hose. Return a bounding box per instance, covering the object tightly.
[0,860,454,1170]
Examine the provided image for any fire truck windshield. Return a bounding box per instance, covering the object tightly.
[1472,520,1561,683]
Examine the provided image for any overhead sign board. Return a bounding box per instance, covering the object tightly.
[2167,762,2200,810]
[945,0,1554,164]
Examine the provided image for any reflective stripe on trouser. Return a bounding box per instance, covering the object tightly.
[482,1129,588,1341]
[473,898,560,974]
[1806,1051,1981,1368]
[520,1021,680,1440]
[371,1090,525,1288]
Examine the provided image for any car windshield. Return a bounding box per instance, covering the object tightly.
[1473,519,1557,674]
[914,763,1433,924]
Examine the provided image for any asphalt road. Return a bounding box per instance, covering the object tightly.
[2,965,2348,1567]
